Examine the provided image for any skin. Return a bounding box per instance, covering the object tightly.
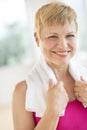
[12,21,87,130]
[35,21,77,70]
[74,76,87,106]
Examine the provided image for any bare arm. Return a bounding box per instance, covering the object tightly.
[12,80,68,130]
[12,81,35,130]
[34,110,59,130]
[12,80,59,130]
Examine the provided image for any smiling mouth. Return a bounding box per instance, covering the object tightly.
[52,50,71,56]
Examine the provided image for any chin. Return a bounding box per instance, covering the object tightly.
[52,58,71,66]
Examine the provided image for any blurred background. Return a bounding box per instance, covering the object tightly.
[0,0,87,130]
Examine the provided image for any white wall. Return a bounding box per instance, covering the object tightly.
[0,65,31,106]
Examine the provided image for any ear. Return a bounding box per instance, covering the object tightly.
[34,32,39,46]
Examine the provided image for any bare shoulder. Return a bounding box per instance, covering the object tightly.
[12,80,35,130]
[13,80,27,110]
[14,80,27,93]
[12,80,27,109]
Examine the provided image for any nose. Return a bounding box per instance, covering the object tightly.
[57,38,68,48]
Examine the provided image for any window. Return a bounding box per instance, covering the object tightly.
[0,0,28,67]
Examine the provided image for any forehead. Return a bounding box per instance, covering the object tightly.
[41,21,77,35]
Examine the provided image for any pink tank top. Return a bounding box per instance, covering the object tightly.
[33,99,87,130]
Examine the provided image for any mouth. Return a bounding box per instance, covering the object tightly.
[52,50,71,57]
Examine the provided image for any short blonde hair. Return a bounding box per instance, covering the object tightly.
[34,2,77,34]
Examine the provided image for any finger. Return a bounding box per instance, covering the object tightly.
[75,80,81,86]
[75,76,84,85]
[74,92,81,99]
[80,76,85,81]
[56,81,68,96]
[74,85,85,93]
[80,76,87,84]
[80,76,86,82]
[74,83,80,91]
[49,79,54,89]
[75,80,86,87]
[76,76,87,85]
[56,81,64,89]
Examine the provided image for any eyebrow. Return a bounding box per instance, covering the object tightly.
[49,31,76,35]
[67,32,76,34]
[48,32,58,35]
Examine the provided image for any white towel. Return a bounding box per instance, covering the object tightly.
[25,56,87,117]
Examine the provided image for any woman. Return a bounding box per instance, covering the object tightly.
[12,2,87,130]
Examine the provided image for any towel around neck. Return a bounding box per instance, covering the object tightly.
[25,56,87,117]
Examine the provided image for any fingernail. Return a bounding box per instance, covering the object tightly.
[59,81,64,86]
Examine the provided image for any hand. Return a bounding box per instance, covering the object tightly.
[46,79,69,116]
[74,76,87,106]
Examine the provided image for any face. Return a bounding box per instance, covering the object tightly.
[35,21,77,68]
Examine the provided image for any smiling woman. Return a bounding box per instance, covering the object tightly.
[12,1,87,130]
[26,0,87,67]
[0,1,87,130]
[35,22,77,68]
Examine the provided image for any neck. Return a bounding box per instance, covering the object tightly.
[48,63,69,81]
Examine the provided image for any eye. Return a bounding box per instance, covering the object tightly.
[48,35,58,39]
[66,34,75,38]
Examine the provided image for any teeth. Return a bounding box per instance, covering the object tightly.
[56,51,68,55]
[52,50,70,56]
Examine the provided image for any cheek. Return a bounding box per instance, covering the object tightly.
[39,43,49,54]
[42,43,52,51]
[39,39,55,53]
[73,42,77,51]
[69,39,77,50]
[72,44,77,56]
